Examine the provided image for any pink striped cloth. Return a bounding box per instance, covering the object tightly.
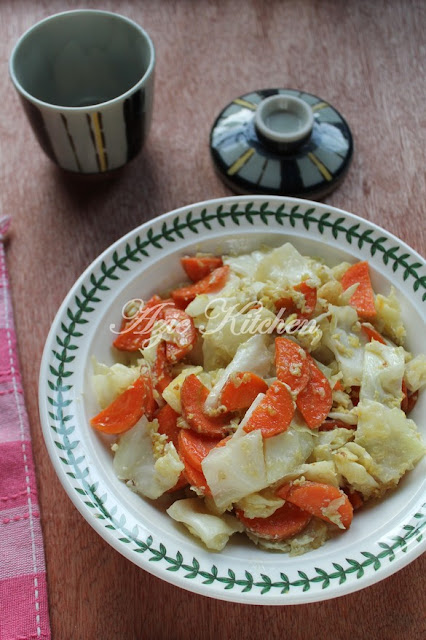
[0,217,51,640]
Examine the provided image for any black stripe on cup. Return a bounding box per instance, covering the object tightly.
[60,114,82,172]
[20,98,58,163]
[123,89,146,162]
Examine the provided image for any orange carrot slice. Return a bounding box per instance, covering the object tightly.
[163,307,197,363]
[156,403,180,448]
[243,380,295,438]
[401,380,419,415]
[235,502,312,541]
[221,372,268,411]
[350,386,360,407]
[113,295,166,352]
[275,337,310,394]
[361,323,386,344]
[340,261,376,319]
[178,429,223,472]
[181,374,230,437]
[152,342,173,393]
[333,379,344,391]
[296,356,332,428]
[318,419,357,432]
[171,265,230,308]
[346,490,363,510]
[277,481,353,529]
[181,255,223,282]
[90,375,155,434]
[156,404,188,492]
[167,473,189,493]
[275,281,317,320]
[181,458,211,496]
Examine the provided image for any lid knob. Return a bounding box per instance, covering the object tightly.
[254,95,314,152]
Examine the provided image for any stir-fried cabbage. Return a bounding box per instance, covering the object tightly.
[323,305,367,386]
[113,417,184,499]
[360,341,405,408]
[355,400,425,486]
[90,240,425,556]
[201,430,267,511]
[166,498,244,551]
[91,357,140,409]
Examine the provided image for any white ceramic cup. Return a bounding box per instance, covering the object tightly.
[9,10,155,174]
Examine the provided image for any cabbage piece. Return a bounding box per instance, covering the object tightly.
[333,443,380,498]
[374,287,406,345]
[91,357,140,409]
[248,518,329,556]
[139,320,169,367]
[223,250,265,278]
[360,341,405,408]
[323,305,367,386]
[235,489,285,519]
[354,400,425,486]
[404,354,426,392]
[201,304,275,370]
[204,334,273,413]
[255,242,320,287]
[311,427,355,462]
[113,417,184,499]
[278,460,340,487]
[166,498,244,551]
[161,366,203,413]
[201,430,267,510]
[327,410,358,425]
[264,426,314,484]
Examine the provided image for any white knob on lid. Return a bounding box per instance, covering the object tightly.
[254,94,314,151]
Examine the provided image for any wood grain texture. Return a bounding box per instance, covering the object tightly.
[1,0,425,638]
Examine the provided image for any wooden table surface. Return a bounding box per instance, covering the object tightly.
[2,1,425,638]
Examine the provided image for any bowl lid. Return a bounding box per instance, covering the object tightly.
[210,88,353,199]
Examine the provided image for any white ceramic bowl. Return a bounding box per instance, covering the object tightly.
[39,196,426,604]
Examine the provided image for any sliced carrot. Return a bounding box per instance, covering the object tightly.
[163,307,197,363]
[181,374,230,437]
[90,375,155,434]
[401,380,419,415]
[361,323,386,344]
[166,473,188,493]
[181,458,211,496]
[221,372,268,411]
[275,281,317,320]
[333,379,344,391]
[156,403,180,448]
[340,261,376,319]
[350,386,360,407]
[171,265,230,308]
[243,380,295,438]
[346,490,363,510]
[155,404,188,492]
[406,390,419,414]
[152,342,173,393]
[178,429,223,472]
[318,419,357,432]
[275,337,311,394]
[181,255,223,282]
[235,502,312,541]
[296,356,333,428]
[277,481,353,529]
[113,295,167,352]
